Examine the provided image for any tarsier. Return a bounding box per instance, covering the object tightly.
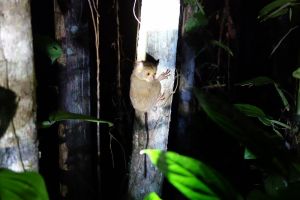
[129,58,170,177]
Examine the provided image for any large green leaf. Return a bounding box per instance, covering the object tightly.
[234,104,290,129]
[40,110,113,128]
[144,192,162,200]
[142,149,242,200]
[234,104,271,125]
[0,169,49,200]
[194,88,291,174]
[258,0,297,22]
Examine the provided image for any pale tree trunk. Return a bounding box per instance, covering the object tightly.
[128,0,180,199]
[0,1,38,171]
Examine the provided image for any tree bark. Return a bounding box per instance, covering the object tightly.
[0,0,38,171]
[54,0,95,199]
[128,0,180,199]
[176,3,196,154]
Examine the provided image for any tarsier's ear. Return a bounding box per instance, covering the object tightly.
[145,53,159,65]
[135,61,144,68]
[134,61,144,73]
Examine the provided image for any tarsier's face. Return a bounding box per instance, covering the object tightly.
[142,66,156,82]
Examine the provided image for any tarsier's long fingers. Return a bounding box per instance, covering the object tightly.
[157,69,171,81]
[157,92,165,101]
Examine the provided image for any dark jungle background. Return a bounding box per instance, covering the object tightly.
[30,0,300,199]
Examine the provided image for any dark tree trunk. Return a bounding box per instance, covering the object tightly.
[54,0,95,199]
[176,3,196,152]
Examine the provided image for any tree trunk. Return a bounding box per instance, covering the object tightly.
[0,0,38,171]
[54,0,95,199]
[128,0,180,199]
[176,4,196,154]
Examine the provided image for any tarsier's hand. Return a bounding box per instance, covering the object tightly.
[157,92,166,101]
[157,69,171,81]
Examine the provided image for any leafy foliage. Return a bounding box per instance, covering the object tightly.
[0,169,49,200]
[40,110,113,128]
[236,76,290,111]
[184,0,207,33]
[183,0,205,14]
[244,148,256,159]
[144,192,162,200]
[185,11,208,33]
[193,88,293,174]
[142,149,242,200]
[211,40,234,56]
[235,104,290,129]
[34,35,62,63]
[258,0,298,22]
[292,67,300,79]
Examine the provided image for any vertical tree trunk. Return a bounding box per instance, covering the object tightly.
[128,0,180,199]
[0,0,38,171]
[176,4,196,154]
[54,1,95,199]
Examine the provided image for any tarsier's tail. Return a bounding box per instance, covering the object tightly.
[144,112,149,178]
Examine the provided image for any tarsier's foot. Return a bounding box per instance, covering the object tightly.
[157,69,171,81]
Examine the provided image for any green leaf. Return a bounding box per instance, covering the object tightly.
[234,104,269,119]
[274,83,290,111]
[211,40,234,56]
[194,88,290,174]
[264,175,287,197]
[270,26,298,56]
[40,110,113,128]
[141,149,242,200]
[258,0,296,22]
[183,0,205,14]
[244,148,256,159]
[144,192,162,200]
[184,0,197,6]
[34,35,62,63]
[236,77,290,111]
[234,104,290,135]
[236,76,274,87]
[292,67,300,79]
[269,119,291,129]
[0,169,49,200]
[185,11,208,33]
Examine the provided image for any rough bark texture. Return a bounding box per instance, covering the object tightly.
[0,0,38,171]
[54,0,94,199]
[176,5,196,154]
[128,0,180,199]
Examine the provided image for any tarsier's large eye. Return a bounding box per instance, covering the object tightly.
[147,72,150,76]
